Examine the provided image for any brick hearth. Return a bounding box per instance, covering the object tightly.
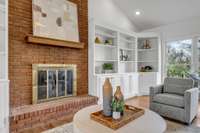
[10,96,98,133]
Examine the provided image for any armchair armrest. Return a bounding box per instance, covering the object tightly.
[184,88,199,123]
[150,84,164,102]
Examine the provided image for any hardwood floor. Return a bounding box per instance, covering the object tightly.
[126,96,200,127]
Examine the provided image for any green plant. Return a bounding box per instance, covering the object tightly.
[103,63,113,70]
[167,64,190,78]
[111,98,124,112]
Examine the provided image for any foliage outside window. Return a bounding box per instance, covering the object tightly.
[166,39,192,78]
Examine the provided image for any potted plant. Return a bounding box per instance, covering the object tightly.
[103,63,113,73]
[111,98,124,119]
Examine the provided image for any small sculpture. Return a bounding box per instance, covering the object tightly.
[95,37,101,44]
[143,40,151,49]
[120,50,129,61]
[105,39,113,45]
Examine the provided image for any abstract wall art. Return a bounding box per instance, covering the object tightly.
[32,0,79,42]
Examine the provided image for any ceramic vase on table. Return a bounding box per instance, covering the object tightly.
[114,86,124,101]
[114,86,124,116]
[103,78,113,116]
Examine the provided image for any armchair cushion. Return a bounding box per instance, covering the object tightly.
[164,78,194,95]
[153,93,184,108]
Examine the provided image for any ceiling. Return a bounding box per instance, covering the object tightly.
[113,0,200,31]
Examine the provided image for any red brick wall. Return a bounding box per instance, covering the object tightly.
[10,96,98,133]
[9,0,89,108]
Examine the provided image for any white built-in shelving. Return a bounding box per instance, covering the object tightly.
[137,37,159,73]
[93,24,118,74]
[137,33,161,95]
[89,20,161,103]
[119,32,137,73]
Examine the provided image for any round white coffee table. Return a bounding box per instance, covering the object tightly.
[73,105,166,133]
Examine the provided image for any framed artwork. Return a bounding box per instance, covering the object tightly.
[32,0,79,42]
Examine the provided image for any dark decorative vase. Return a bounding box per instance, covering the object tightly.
[103,78,113,116]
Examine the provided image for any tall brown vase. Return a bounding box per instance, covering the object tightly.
[114,86,124,115]
[114,86,124,101]
[103,78,113,116]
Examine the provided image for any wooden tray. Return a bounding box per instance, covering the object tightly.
[90,105,145,130]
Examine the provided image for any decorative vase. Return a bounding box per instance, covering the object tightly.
[114,86,124,101]
[103,78,113,116]
[112,111,121,120]
[114,86,124,115]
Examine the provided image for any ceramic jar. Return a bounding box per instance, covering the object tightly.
[112,112,121,120]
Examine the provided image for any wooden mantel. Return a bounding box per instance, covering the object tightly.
[26,35,85,49]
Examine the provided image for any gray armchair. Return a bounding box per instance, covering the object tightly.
[150,77,199,124]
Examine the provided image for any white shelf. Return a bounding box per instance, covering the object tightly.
[120,38,135,43]
[95,44,117,48]
[95,32,116,38]
[120,61,136,63]
[119,47,135,51]
[137,60,157,63]
[95,73,119,76]
[95,59,118,62]
[138,48,157,52]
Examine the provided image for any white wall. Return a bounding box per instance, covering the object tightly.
[142,17,200,81]
[88,0,138,32]
[143,17,200,41]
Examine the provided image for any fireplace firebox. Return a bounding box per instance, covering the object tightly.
[32,64,77,104]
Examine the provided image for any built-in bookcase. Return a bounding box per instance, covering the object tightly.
[89,22,160,76]
[94,25,118,74]
[91,24,137,75]
[89,21,161,102]
[119,33,137,73]
[137,37,159,72]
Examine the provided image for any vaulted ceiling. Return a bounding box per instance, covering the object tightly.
[113,0,200,31]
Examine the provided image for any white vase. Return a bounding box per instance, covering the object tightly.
[112,112,121,120]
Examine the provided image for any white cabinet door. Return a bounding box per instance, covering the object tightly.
[95,74,138,104]
[139,72,157,95]
[120,74,138,99]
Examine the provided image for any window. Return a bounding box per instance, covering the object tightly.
[166,39,192,78]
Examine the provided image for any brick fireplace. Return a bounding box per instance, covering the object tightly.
[9,0,98,132]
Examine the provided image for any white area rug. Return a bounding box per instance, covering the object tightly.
[43,120,200,133]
